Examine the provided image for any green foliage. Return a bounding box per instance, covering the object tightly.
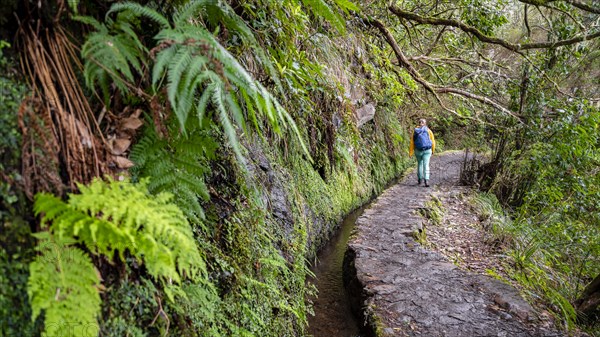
[79,0,308,162]
[0,40,39,336]
[482,99,600,331]
[212,195,314,336]
[1,222,40,336]
[101,316,147,337]
[29,178,221,335]
[151,21,293,159]
[471,190,583,329]
[470,192,513,244]
[28,233,101,337]
[423,196,444,226]
[101,277,162,336]
[66,0,80,13]
[0,40,27,213]
[459,0,508,35]
[301,0,346,33]
[34,178,208,284]
[77,13,147,105]
[130,120,217,226]
[65,1,417,336]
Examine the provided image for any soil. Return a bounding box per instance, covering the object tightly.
[344,152,566,337]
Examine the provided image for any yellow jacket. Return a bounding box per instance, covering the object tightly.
[409,127,435,157]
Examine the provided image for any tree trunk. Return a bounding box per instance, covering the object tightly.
[575,273,600,321]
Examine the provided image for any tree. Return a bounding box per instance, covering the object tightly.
[358,0,600,121]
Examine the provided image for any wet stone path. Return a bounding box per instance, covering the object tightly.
[343,152,563,337]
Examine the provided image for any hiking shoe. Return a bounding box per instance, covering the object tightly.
[424,180,429,187]
[418,178,422,185]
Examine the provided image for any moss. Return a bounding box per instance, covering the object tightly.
[421,195,445,226]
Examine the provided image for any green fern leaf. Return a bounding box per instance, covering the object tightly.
[214,85,244,163]
[130,125,211,225]
[333,0,359,12]
[151,46,176,90]
[35,178,208,283]
[172,0,212,26]
[28,233,101,337]
[79,13,146,104]
[72,15,104,30]
[301,0,346,33]
[107,2,170,29]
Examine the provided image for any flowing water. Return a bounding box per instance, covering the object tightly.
[307,205,368,337]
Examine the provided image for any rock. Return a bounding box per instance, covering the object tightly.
[356,103,375,127]
[383,327,394,335]
[344,153,564,337]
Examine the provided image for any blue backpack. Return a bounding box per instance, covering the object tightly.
[413,127,432,150]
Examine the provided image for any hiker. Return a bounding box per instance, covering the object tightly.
[409,118,436,187]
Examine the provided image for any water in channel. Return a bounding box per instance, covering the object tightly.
[307,205,368,337]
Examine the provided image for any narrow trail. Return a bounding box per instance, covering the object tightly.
[344,152,564,337]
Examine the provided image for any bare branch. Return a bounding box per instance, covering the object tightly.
[562,0,600,14]
[389,6,600,52]
[363,17,438,95]
[519,0,600,15]
[433,86,520,119]
[525,5,531,37]
[425,26,448,55]
[363,17,522,121]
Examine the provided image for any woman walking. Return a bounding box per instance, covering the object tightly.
[409,119,436,187]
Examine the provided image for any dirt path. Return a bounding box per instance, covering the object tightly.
[343,152,564,337]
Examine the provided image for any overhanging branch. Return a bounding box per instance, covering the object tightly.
[363,17,522,121]
[389,6,600,52]
[363,18,438,96]
[562,0,600,14]
[434,87,518,119]
[524,0,600,15]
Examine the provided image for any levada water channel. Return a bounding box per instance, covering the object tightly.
[307,205,368,337]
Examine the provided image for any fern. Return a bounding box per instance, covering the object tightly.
[77,13,147,104]
[332,0,360,13]
[107,2,170,29]
[150,22,301,161]
[29,178,219,335]
[130,124,215,226]
[301,0,346,33]
[81,1,309,161]
[28,232,101,337]
[34,178,208,283]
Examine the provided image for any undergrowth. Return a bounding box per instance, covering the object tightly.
[470,190,600,335]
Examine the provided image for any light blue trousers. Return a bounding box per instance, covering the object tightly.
[415,149,432,180]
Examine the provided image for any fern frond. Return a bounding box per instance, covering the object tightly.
[83,0,309,163]
[167,47,194,118]
[301,0,346,33]
[34,178,208,283]
[72,15,104,30]
[172,0,212,26]
[28,233,101,337]
[332,0,359,12]
[202,0,284,93]
[79,14,146,103]
[225,90,246,132]
[196,83,214,125]
[151,46,177,90]
[130,125,211,225]
[214,85,244,163]
[107,2,170,29]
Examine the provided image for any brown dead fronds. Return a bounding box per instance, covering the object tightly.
[16,2,108,197]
